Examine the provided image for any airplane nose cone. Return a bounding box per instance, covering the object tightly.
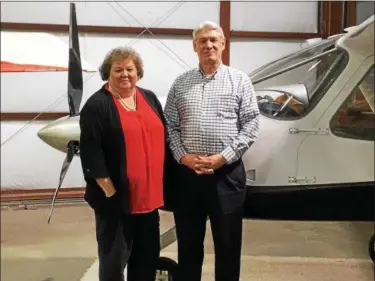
[37,115,80,153]
[37,126,51,143]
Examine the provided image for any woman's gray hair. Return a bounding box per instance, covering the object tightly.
[192,21,225,40]
[98,46,144,81]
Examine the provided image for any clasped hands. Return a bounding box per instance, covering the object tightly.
[180,153,227,175]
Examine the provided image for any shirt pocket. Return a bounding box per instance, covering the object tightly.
[217,93,240,119]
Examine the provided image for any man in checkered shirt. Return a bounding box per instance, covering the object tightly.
[164,21,260,281]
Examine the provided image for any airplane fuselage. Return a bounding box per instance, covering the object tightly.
[37,111,374,186]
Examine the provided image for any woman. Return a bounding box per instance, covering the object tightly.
[79,46,171,281]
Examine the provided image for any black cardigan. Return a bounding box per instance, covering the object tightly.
[79,85,178,214]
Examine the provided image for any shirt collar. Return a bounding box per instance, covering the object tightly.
[197,62,224,80]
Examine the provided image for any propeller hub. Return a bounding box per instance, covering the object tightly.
[37,115,80,153]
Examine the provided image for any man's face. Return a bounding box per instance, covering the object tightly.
[193,28,225,64]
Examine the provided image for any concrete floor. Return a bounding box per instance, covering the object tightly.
[1,203,374,281]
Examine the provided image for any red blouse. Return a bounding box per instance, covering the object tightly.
[107,85,165,214]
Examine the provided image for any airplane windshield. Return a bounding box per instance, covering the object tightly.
[250,36,343,82]
[252,38,348,119]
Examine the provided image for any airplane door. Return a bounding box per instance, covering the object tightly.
[295,57,374,185]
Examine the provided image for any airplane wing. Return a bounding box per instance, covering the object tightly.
[0,31,97,73]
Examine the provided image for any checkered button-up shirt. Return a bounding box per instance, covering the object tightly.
[164,63,260,164]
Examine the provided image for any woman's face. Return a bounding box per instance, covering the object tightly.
[109,58,138,91]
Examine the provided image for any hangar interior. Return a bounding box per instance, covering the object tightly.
[1,1,374,281]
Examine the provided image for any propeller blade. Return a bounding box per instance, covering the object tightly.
[67,2,83,116]
[47,141,75,224]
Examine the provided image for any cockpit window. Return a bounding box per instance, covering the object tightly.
[252,39,348,120]
[250,36,342,81]
[330,66,375,141]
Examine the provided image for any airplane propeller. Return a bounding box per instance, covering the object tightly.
[47,2,83,223]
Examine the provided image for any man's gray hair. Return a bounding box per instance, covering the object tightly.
[192,21,225,40]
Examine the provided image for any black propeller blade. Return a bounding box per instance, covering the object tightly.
[47,141,76,224]
[67,2,83,116]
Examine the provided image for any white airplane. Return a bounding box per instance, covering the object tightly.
[2,3,374,266]
[241,15,374,262]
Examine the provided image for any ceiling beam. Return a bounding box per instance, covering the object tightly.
[320,1,344,37]
[1,22,193,36]
[220,1,231,65]
[230,31,319,40]
[344,1,357,28]
[1,112,69,121]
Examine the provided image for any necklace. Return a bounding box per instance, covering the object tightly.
[109,85,137,111]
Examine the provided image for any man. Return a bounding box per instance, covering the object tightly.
[163,21,260,281]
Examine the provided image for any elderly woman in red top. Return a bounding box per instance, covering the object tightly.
[79,46,168,281]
